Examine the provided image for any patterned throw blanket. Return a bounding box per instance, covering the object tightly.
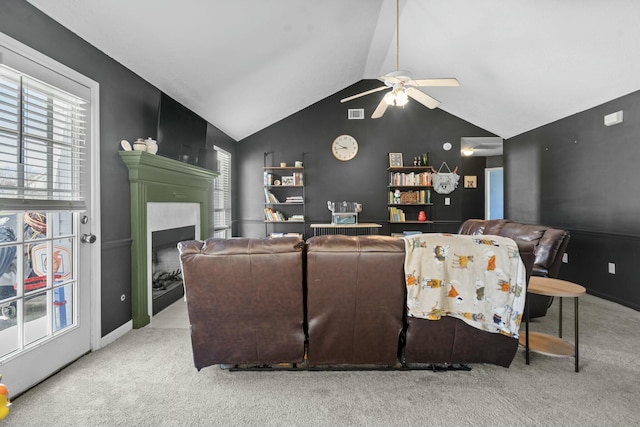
[402,233,527,338]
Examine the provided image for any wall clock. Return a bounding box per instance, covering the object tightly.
[332,134,358,161]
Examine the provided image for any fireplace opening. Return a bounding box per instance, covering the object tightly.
[151,225,195,315]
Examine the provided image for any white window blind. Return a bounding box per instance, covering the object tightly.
[210,146,231,238]
[0,65,87,212]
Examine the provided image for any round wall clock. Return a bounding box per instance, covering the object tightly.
[332,134,358,161]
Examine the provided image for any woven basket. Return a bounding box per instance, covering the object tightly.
[400,191,419,204]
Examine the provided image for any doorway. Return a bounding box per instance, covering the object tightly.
[485,167,504,219]
[0,33,100,397]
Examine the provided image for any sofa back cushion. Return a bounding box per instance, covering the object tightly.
[178,237,305,369]
[306,235,405,366]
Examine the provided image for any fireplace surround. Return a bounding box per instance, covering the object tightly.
[120,151,218,328]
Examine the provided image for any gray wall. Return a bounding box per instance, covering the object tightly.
[237,80,497,238]
[1,0,237,336]
[506,89,640,310]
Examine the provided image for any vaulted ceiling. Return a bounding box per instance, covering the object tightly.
[26,0,640,142]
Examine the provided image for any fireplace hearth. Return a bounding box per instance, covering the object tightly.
[151,225,195,315]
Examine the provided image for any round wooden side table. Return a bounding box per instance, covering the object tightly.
[519,276,586,372]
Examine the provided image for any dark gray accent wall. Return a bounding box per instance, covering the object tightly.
[237,80,497,238]
[506,89,640,310]
[2,0,237,336]
[460,156,487,221]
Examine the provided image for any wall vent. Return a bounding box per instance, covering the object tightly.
[348,108,365,120]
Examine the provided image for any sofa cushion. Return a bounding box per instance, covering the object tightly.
[178,237,306,369]
[306,235,405,366]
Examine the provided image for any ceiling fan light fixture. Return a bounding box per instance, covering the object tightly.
[384,91,396,106]
[384,88,409,107]
[395,89,409,106]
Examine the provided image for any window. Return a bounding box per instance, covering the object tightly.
[210,146,231,238]
[0,65,87,211]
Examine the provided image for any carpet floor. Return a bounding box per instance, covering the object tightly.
[4,294,640,426]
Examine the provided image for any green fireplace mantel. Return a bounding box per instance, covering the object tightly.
[120,151,219,328]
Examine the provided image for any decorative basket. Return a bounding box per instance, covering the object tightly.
[400,191,419,204]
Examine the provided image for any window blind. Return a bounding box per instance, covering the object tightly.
[0,65,87,212]
[210,146,231,238]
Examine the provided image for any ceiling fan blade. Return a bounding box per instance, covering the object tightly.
[340,86,388,103]
[371,98,389,119]
[410,78,460,87]
[406,87,440,109]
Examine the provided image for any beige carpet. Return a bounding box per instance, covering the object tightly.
[4,294,640,426]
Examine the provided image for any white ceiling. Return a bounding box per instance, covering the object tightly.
[26,0,640,142]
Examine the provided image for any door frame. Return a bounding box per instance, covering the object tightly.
[0,30,102,382]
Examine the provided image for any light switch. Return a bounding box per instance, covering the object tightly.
[444,197,450,206]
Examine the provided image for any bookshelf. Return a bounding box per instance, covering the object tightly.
[263,152,305,238]
[388,166,434,234]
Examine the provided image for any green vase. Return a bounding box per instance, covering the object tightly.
[421,153,428,166]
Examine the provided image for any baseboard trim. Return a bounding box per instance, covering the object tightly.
[98,320,132,349]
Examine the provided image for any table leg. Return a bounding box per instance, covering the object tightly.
[525,294,530,365]
[575,296,580,373]
[559,296,563,338]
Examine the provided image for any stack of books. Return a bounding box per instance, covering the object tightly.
[388,207,406,222]
[264,208,286,221]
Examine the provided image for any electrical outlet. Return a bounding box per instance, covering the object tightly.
[444,197,451,206]
[562,253,568,263]
[608,262,616,274]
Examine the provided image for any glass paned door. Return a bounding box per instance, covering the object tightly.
[0,210,91,396]
[0,32,96,396]
[1,212,77,350]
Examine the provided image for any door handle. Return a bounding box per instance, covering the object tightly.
[81,233,97,244]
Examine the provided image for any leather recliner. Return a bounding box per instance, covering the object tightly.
[458,219,570,318]
[178,237,306,370]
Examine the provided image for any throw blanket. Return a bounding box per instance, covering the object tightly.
[402,233,526,338]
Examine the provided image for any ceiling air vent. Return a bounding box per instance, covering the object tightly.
[348,108,365,120]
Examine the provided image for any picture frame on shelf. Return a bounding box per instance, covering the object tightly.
[389,152,403,167]
[281,176,295,186]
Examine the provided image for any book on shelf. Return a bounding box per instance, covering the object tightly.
[289,214,305,221]
[388,207,405,222]
[271,232,303,238]
[264,188,280,203]
[285,196,304,203]
[264,207,286,221]
[390,171,432,186]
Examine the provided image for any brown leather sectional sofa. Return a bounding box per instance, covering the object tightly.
[179,225,567,371]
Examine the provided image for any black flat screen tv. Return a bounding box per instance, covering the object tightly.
[156,93,208,164]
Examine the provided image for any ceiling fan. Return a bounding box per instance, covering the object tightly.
[341,0,459,118]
